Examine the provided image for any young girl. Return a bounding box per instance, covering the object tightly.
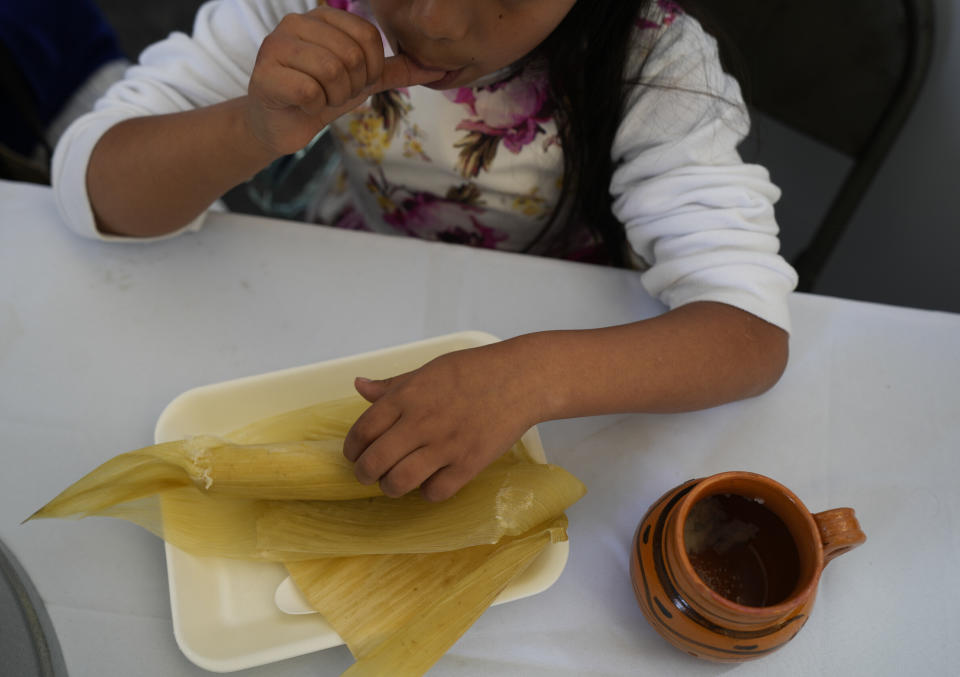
[52,0,797,502]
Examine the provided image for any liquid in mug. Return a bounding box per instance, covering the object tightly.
[683,494,800,607]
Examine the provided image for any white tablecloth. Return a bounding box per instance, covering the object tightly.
[1,180,958,676]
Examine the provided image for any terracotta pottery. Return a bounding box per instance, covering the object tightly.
[629,471,865,662]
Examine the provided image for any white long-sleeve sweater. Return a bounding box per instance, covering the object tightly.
[51,0,797,330]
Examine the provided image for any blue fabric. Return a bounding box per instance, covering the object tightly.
[0,0,124,153]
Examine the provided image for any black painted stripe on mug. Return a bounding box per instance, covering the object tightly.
[636,545,783,658]
[654,596,673,619]
[734,644,759,650]
[657,510,809,633]
[648,489,758,628]
[642,524,651,544]
[661,541,774,630]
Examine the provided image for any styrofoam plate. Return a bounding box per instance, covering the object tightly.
[154,331,569,672]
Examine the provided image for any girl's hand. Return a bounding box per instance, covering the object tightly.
[343,344,544,502]
[245,7,444,156]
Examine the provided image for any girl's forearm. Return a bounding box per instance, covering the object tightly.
[507,301,789,423]
[86,97,280,237]
[341,301,787,502]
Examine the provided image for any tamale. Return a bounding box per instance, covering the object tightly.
[286,516,568,675]
[27,437,384,522]
[29,393,538,520]
[26,393,586,677]
[31,459,584,561]
[175,438,384,500]
[221,395,537,463]
[223,396,371,444]
[258,463,585,556]
[25,442,194,520]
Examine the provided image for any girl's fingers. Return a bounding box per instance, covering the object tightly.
[343,401,401,463]
[375,54,446,92]
[351,422,425,488]
[251,62,328,110]
[419,464,476,502]
[260,11,378,107]
[256,9,444,118]
[302,7,386,86]
[355,374,405,403]
[280,29,368,98]
[292,44,355,107]
[377,447,446,498]
[277,8,384,94]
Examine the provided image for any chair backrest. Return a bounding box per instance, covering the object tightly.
[0,41,51,184]
[696,0,935,291]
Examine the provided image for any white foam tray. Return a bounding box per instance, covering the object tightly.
[154,331,569,672]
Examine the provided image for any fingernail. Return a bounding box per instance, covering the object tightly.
[355,377,373,384]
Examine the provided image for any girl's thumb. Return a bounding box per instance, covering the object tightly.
[354,376,392,403]
[376,54,445,93]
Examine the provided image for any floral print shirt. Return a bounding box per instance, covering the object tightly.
[313,0,681,261]
[54,0,798,331]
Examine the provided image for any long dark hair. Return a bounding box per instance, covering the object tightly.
[525,0,656,266]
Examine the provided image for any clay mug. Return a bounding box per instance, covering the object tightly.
[630,471,865,662]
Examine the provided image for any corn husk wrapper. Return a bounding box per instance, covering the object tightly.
[32,460,583,561]
[223,397,371,444]
[26,437,382,523]
[29,396,537,520]
[257,462,583,556]
[27,395,585,676]
[286,516,568,675]
[28,396,374,521]
[222,396,538,465]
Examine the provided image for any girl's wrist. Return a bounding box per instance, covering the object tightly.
[497,332,573,426]
[231,96,285,168]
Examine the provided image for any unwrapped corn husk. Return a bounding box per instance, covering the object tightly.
[31,452,583,560]
[287,516,569,675]
[257,462,583,556]
[27,394,585,676]
[223,397,371,444]
[28,437,382,522]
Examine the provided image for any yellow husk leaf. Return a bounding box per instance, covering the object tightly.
[183,438,384,500]
[222,395,538,464]
[26,442,195,521]
[223,396,371,444]
[159,488,263,559]
[30,458,584,561]
[286,516,568,675]
[26,395,586,676]
[27,437,383,522]
[28,392,537,521]
[258,463,584,556]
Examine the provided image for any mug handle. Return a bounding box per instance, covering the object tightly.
[813,508,866,565]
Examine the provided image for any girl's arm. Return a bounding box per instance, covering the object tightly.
[342,15,800,503]
[343,302,787,502]
[83,8,443,237]
[86,99,276,237]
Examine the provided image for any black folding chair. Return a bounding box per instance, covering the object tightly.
[0,41,52,184]
[704,0,935,292]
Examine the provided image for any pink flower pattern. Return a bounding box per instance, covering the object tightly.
[332,205,372,232]
[384,190,508,248]
[322,0,370,19]
[318,1,678,258]
[444,61,554,177]
[637,0,682,30]
[372,175,506,248]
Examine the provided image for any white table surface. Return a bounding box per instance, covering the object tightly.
[1,179,958,676]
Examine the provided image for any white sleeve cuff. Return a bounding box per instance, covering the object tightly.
[611,14,797,332]
[51,112,207,242]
